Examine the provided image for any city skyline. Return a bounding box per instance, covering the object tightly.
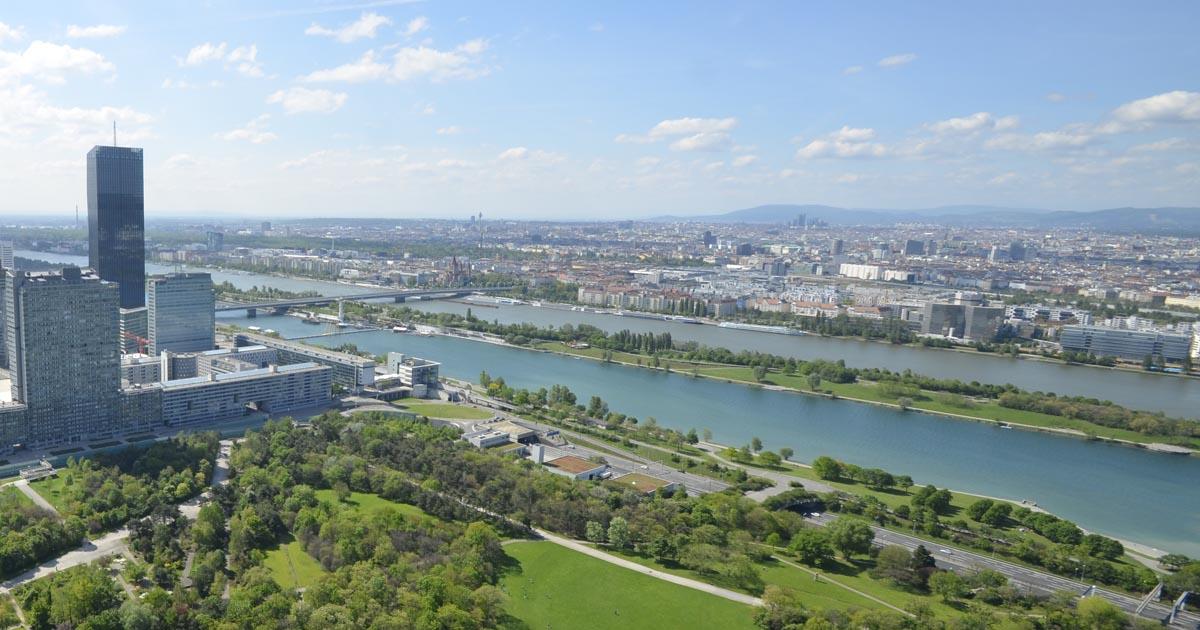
[0,2,1197,219]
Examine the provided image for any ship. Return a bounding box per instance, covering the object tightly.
[717,322,806,335]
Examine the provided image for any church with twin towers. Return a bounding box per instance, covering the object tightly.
[0,144,332,455]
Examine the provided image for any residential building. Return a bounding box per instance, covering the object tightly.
[5,267,122,445]
[87,145,145,309]
[159,363,331,427]
[148,273,215,355]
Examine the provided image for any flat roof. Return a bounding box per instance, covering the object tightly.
[491,420,535,437]
[162,362,326,388]
[546,455,603,475]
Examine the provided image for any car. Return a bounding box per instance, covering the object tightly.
[939,549,953,555]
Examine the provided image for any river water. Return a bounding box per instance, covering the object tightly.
[223,311,1200,557]
[20,249,1200,554]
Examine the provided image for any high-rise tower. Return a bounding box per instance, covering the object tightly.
[87,145,145,309]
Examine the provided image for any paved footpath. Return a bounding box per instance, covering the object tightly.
[533,529,762,607]
[12,479,61,516]
[0,529,130,593]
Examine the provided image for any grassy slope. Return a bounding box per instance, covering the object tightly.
[262,538,327,590]
[28,475,72,513]
[500,541,756,630]
[397,402,494,420]
[0,486,36,510]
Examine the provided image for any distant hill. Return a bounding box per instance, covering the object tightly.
[658,204,1200,233]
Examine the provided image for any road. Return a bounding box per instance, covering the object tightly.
[0,439,237,596]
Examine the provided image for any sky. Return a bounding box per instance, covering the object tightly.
[0,1,1198,220]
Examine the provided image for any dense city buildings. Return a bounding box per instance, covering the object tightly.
[147,272,216,355]
[87,145,146,309]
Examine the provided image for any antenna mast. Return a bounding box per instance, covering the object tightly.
[113,121,117,146]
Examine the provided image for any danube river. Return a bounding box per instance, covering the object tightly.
[21,249,1200,417]
[402,299,1200,419]
[229,312,1200,557]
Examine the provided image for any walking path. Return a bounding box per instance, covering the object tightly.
[533,529,762,607]
[13,479,60,516]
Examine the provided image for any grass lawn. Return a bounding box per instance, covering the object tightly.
[396,402,494,420]
[0,486,35,509]
[0,594,22,630]
[28,475,73,513]
[313,489,433,522]
[262,537,327,590]
[500,541,756,630]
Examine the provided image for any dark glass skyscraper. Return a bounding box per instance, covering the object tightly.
[87,145,145,308]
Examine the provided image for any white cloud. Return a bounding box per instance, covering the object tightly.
[280,150,335,170]
[182,42,227,66]
[589,22,605,32]
[306,12,392,43]
[0,83,152,150]
[498,147,528,160]
[878,52,917,68]
[988,172,1019,185]
[1112,90,1200,124]
[649,117,737,138]
[670,132,732,152]
[0,22,23,42]
[0,41,115,84]
[1046,92,1067,103]
[403,16,430,37]
[179,42,264,77]
[436,125,462,135]
[1131,137,1194,152]
[301,39,488,83]
[267,87,347,114]
[732,155,758,167]
[835,173,861,184]
[66,24,126,39]
[796,126,888,159]
[218,114,277,143]
[616,117,738,150]
[926,112,1019,134]
[842,65,863,75]
[985,129,1093,151]
[162,77,223,89]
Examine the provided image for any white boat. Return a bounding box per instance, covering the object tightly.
[530,301,542,307]
[247,326,262,332]
[392,326,409,333]
[717,322,807,335]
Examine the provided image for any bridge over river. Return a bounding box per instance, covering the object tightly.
[215,286,513,316]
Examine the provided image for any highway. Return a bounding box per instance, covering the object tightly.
[214,286,513,312]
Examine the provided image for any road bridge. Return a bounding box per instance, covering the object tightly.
[215,286,513,316]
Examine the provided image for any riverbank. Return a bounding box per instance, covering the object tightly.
[471,296,1199,382]
[397,322,1197,456]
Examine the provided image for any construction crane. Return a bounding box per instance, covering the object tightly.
[122,330,149,354]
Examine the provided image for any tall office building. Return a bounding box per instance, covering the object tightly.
[87,145,145,309]
[148,272,215,355]
[0,240,13,271]
[6,267,121,445]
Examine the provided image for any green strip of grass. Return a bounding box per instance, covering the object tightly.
[396,402,495,420]
[500,541,756,630]
[262,538,327,590]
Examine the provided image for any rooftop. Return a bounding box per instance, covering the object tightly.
[546,455,603,475]
[607,472,673,494]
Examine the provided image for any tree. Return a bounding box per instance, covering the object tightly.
[192,503,227,552]
[871,546,916,585]
[751,436,763,452]
[807,373,822,391]
[753,365,768,382]
[779,447,794,461]
[1076,597,1127,630]
[702,428,713,442]
[686,428,699,444]
[607,516,630,549]
[788,529,833,566]
[585,521,606,543]
[758,451,782,467]
[929,571,968,602]
[754,585,810,630]
[811,456,842,481]
[897,397,913,411]
[826,517,874,558]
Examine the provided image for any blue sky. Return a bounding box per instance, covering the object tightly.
[1,1,1197,219]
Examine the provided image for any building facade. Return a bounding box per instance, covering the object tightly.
[1060,325,1192,362]
[6,268,122,445]
[87,145,145,309]
[148,272,215,355]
